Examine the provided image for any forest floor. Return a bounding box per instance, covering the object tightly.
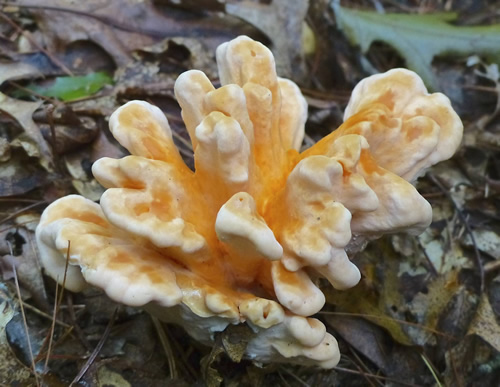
[1,0,500,386]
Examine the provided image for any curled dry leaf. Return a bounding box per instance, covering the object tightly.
[467,293,500,353]
[0,62,53,171]
[36,36,462,368]
[36,105,99,155]
[0,152,46,197]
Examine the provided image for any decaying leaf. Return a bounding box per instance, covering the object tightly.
[444,335,500,386]
[327,315,432,385]
[0,63,53,171]
[468,293,500,353]
[333,3,500,89]
[201,338,225,387]
[0,283,32,385]
[220,324,254,363]
[463,229,500,260]
[139,37,219,80]
[0,62,41,85]
[64,151,105,201]
[0,152,46,197]
[417,228,471,274]
[0,137,10,162]
[36,105,99,155]
[2,227,48,310]
[407,268,477,347]
[325,242,413,346]
[20,0,252,67]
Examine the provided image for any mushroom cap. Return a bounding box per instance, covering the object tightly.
[36,37,463,368]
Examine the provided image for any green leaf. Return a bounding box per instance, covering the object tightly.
[28,72,113,101]
[333,3,500,89]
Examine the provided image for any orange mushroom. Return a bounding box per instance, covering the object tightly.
[36,36,463,368]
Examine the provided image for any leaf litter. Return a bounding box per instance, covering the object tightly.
[1,0,500,385]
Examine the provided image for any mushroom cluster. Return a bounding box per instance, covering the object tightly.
[36,36,463,368]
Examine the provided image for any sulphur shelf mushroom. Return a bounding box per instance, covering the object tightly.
[36,36,463,368]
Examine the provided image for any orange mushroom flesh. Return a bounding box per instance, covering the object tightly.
[36,37,462,368]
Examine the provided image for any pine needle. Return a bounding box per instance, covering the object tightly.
[151,315,177,379]
[10,239,40,387]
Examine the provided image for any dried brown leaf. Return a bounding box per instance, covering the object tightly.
[225,0,309,79]
[468,293,500,352]
[20,0,247,67]
[0,152,46,197]
[0,62,53,171]
[327,315,432,385]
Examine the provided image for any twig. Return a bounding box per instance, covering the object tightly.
[0,201,46,225]
[45,104,63,172]
[151,315,177,379]
[43,267,59,371]
[277,370,293,387]
[428,174,485,293]
[43,240,71,370]
[170,128,193,152]
[417,238,439,277]
[485,259,500,274]
[161,323,198,380]
[278,366,310,387]
[0,1,225,39]
[0,198,42,203]
[35,325,74,363]
[10,241,40,386]
[65,293,92,351]
[420,353,443,387]
[0,11,73,76]
[333,366,423,387]
[8,81,56,102]
[320,311,456,340]
[19,302,71,329]
[449,351,464,387]
[347,350,380,387]
[69,308,117,386]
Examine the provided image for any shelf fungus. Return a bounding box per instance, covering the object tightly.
[36,36,463,368]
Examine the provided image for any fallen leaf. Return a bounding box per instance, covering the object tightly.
[0,137,11,162]
[333,3,500,89]
[20,0,251,67]
[0,152,46,197]
[468,293,500,352]
[0,62,53,171]
[0,283,32,385]
[325,241,414,346]
[139,37,219,79]
[36,105,99,155]
[221,324,253,363]
[327,315,432,385]
[200,338,225,387]
[7,228,49,310]
[0,62,41,84]
[463,229,500,260]
[24,72,113,101]
[225,0,309,79]
[65,151,105,201]
[407,269,473,346]
[444,335,500,386]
